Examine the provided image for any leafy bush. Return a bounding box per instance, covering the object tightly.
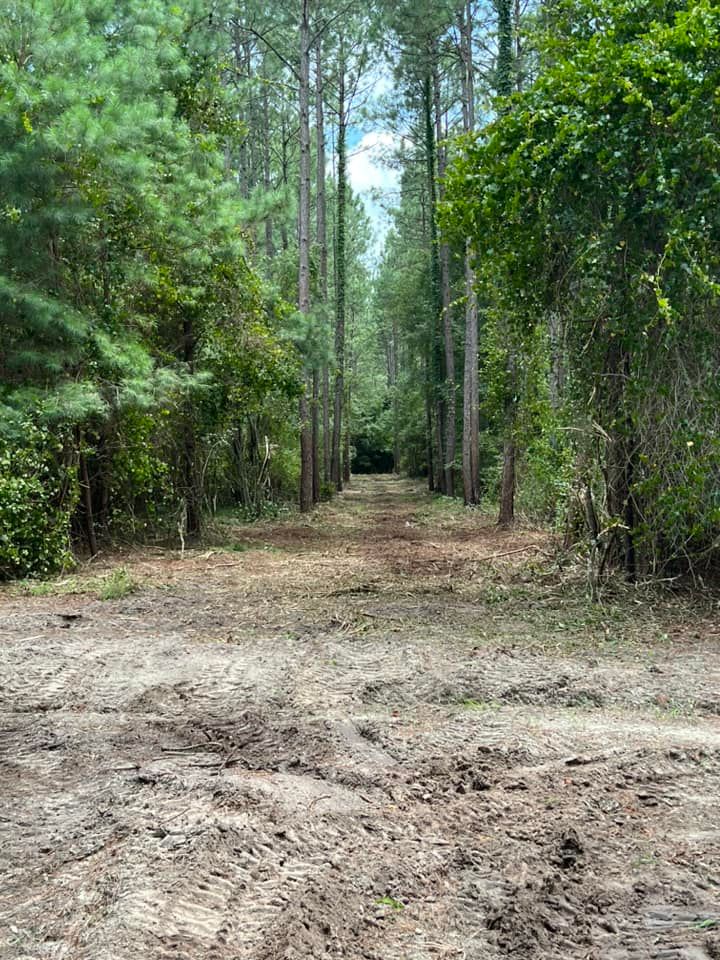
[0,428,76,579]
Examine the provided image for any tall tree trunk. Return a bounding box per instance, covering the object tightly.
[496,0,514,99]
[298,0,313,513]
[280,115,290,251]
[514,0,523,90]
[425,352,435,491]
[433,63,455,496]
[331,46,346,491]
[423,68,445,494]
[299,388,313,512]
[391,315,400,473]
[316,41,331,489]
[498,438,516,526]
[323,367,331,485]
[262,55,274,259]
[182,315,202,536]
[343,358,352,484]
[461,1,481,504]
[463,243,480,504]
[496,0,517,525]
[312,369,320,502]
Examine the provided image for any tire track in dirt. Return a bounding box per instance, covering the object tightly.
[2,476,720,959]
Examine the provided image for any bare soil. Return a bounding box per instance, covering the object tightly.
[2,475,720,959]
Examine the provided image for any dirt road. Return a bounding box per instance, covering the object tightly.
[2,476,720,959]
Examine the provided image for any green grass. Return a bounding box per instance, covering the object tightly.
[375,896,404,911]
[97,567,137,601]
[654,698,697,720]
[460,698,499,712]
[19,575,87,598]
[18,566,139,601]
[24,579,75,597]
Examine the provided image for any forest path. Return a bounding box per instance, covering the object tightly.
[2,475,720,960]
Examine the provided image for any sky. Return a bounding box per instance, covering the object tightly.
[342,61,402,264]
[347,129,401,261]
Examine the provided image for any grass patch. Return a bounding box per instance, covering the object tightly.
[460,698,498,712]
[97,567,137,601]
[654,697,697,720]
[375,896,404,911]
[19,576,83,597]
[14,565,140,601]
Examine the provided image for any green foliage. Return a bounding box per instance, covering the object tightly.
[0,427,76,579]
[0,0,304,563]
[444,0,720,573]
[104,411,175,537]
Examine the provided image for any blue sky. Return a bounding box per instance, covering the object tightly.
[343,62,402,262]
[347,127,401,261]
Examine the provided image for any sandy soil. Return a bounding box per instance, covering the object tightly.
[1,475,720,959]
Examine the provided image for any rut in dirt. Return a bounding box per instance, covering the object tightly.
[1,475,720,960]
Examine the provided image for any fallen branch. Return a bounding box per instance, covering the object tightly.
[474,545,542,563]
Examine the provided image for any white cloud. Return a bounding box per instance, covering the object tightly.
[347,130,401,262]
[348,130,398,192]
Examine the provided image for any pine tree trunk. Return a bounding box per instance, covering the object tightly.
[498,438,516,526]
[461,1,481,505]
[298,0,313,513]
[299,388,313,512]
[323,367,331,485]
[343,377,351,484]
[434,64,455,496]
[331,48,346,492]
[280,115,290,252]
[496,0,517,525]
[423,68,445,494]
[182,315,202,536]
[316,42,331,490]
[425,352,435,491]
[312,369,320,502]
[463,243,481,504]
[391,315,400,473]
[262,55,274,259]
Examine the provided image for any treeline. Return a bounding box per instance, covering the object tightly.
[363,0,720,583]
[3,0,718,586]
[0,0,370,577]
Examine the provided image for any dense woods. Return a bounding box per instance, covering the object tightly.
[1,0,719,588]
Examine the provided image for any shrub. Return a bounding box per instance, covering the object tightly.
[0,428,76,579]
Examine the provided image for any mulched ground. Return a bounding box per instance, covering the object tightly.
[1,476,719,959]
